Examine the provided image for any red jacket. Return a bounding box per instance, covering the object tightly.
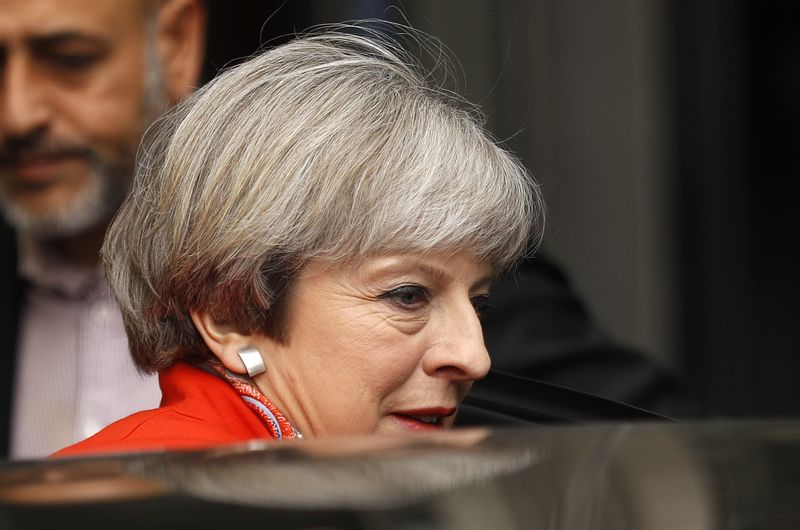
[54,362,273,457]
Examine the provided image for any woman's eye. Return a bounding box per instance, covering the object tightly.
[379,285,429,309]
[470,294,493,317]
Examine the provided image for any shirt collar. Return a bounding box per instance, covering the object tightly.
[17,235,104,300]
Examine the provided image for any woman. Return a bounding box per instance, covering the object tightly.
[56,27,543,456]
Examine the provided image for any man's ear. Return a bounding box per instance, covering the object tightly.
[156,0,207,103]
[190,309,252,375]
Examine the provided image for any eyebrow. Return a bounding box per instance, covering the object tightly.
[365,259,494,291]
[26,31,110,50]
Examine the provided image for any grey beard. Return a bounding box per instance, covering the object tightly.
[0,156,130,239]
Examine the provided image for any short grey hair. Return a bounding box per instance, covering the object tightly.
[104,25,544,372]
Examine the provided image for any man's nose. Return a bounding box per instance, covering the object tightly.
[423,298,491,382]
[0,56,50,139]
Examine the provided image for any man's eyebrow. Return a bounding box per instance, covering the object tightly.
[27,31,110,49]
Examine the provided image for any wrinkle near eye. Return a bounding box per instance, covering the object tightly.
[323,288,427,332]
[381,311,428,334]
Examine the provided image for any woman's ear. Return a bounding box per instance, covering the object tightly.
[155,0,207,103]
[190,309,253,375]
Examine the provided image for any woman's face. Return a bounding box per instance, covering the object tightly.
[250,251,492,437]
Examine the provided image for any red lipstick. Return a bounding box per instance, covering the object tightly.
[389,407,457,432]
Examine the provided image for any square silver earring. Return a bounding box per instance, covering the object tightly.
[238,346,266,377]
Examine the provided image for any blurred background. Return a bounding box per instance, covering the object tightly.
[203,0,800,419]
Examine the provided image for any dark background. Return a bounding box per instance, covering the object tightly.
[202,1,800,419]
[674,2,800,416]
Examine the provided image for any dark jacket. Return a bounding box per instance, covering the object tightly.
[460,255,695,426]
[0,222,23,457]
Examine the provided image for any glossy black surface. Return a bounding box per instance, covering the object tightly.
[1,422,800,529]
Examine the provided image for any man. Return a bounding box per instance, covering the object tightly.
[0,0,205,458]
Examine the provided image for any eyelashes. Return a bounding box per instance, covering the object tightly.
[377,285,493,317]
[48,52,101,71]
[378,285,429,310]
[469,294,494,317]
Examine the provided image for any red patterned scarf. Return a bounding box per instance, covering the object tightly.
[205,362,303,440]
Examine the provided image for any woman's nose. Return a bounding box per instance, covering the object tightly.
[422,298,491,382]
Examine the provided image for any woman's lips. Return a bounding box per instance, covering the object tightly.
[389,407,457,432]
